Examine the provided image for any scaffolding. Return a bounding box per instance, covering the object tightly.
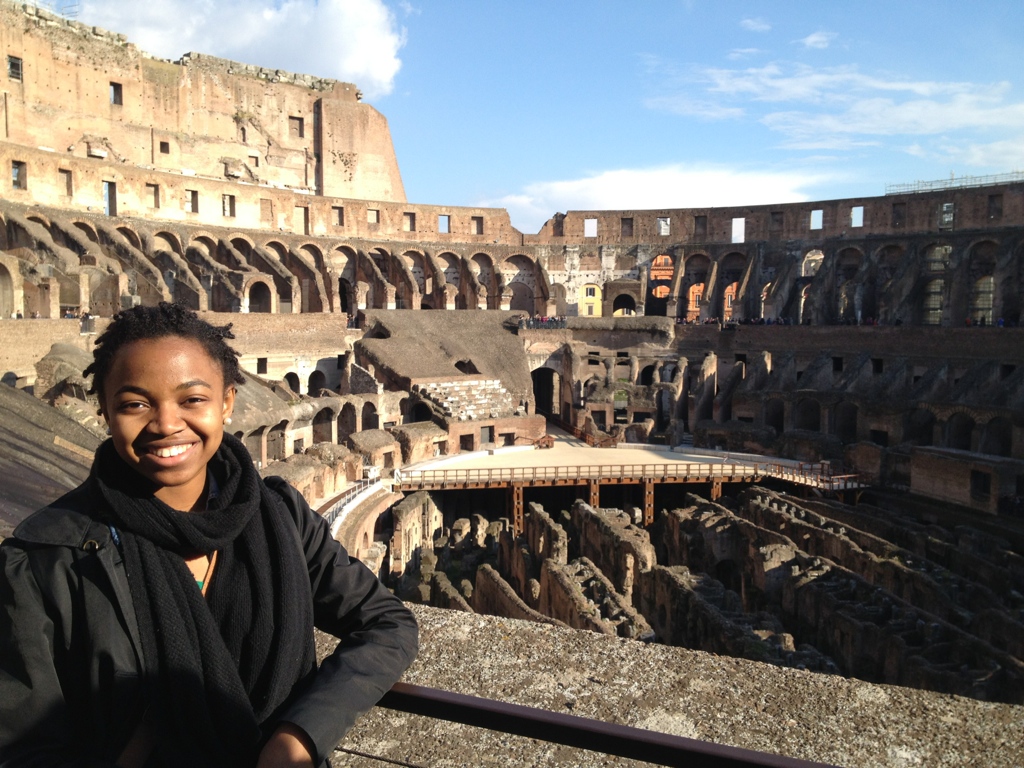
[885,171,1024,196]
[30,1,79,18]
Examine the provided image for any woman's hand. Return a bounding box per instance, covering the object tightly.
[256,722,316,768]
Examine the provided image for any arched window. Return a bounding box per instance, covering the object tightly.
[923,279,944,325]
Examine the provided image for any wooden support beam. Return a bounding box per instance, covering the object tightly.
[711,480,722,501]
[643,479,655,527]
[510,483,524,536]
[589,480,600,509]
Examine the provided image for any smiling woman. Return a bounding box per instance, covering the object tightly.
[0,303,417,767]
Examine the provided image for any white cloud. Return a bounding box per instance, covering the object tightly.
[727,48,762,61]
[936,135,1024,169]
[79,0,405,98]
[763,92,1024,144]
[644,59,1024,154]
[480,165,828,234]
[740,18,771,33]
[702,64,971,102]
[798,31,836,50]
[643,95,745,119]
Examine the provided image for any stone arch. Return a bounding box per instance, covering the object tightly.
[639,364,656,386]
[26,213,50,229]
[794,398,821,432]
[865,244,903,321]
[398,249,428,293]
[246,277,275,313]
[299,242,333,310]
[970,275,995,325]
[244,426,264,466]
[284,371,300,393]
[646,254,674,317]
[191,233,218,256]
[339,403,358,441]
[266,239,322,313]
[946,411,975,451]
[921,278,944,326]
[153,231,183,256]
[117,226,142,250]
[407,401,434,424]
[719,252,746,322]
[313,407,334,444]
[366,247,392,309]
[437,252,460,288]
[531,366,558,416]
[923,242,952,274]
[333,245,358,313]
[836,248,863,323]
[681,254,710,321]
[612,293,636,317]
[472,252,497,307]
[904,408,936,446]
[801,249,824,278]
[230,236,256,270]
[765,399,785,434]
[980,416,1012,457]
[834,401,858,443]
[0,260,15,319]
[508,282,534,313]
[72,221,98,243]
[267,421,287,462]
[503,254,538,313]
[362,401,379,430]
[307,369,327,395]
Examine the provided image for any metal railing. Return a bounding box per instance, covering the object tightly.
[885,170,1024,195]
[397,462,865,491]
[377,682,837,767]
[318,478,382,527]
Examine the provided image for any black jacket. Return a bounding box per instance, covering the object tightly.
[0,477,418,767]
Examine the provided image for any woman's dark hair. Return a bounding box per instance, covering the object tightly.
[85,302,246,398]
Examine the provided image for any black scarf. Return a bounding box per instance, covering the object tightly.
[91,433,316,767]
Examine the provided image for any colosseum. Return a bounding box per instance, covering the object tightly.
[1,3,1022,765]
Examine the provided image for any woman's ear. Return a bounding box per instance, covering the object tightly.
[222,386,236,425]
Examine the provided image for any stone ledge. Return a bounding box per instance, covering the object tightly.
[321,604,1024,767]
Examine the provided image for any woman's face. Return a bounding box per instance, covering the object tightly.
[100,335,235,511]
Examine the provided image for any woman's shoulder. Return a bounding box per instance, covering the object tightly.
[7,483,110,550]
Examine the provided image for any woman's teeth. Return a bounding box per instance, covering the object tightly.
[152,444,192,458]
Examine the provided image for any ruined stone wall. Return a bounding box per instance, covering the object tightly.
[538,557,651,639]
[569,500,655,603]
[429,572,473,613]
[740,488,1024,660]
[390,491,443,583]
[777,494,1024,599]
[525,502,568,566]
[657,495,1024,702]
[910,447,1024,514]
[0,2,403,203]
[633,565,831,671]
[472,563,564,627]
[529,187,1024,244]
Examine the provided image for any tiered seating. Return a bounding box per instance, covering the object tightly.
[414,379,524,421]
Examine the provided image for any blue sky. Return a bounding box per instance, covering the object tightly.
[79,0,1024,233]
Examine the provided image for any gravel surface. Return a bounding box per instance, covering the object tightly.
[321,605,1024,767]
